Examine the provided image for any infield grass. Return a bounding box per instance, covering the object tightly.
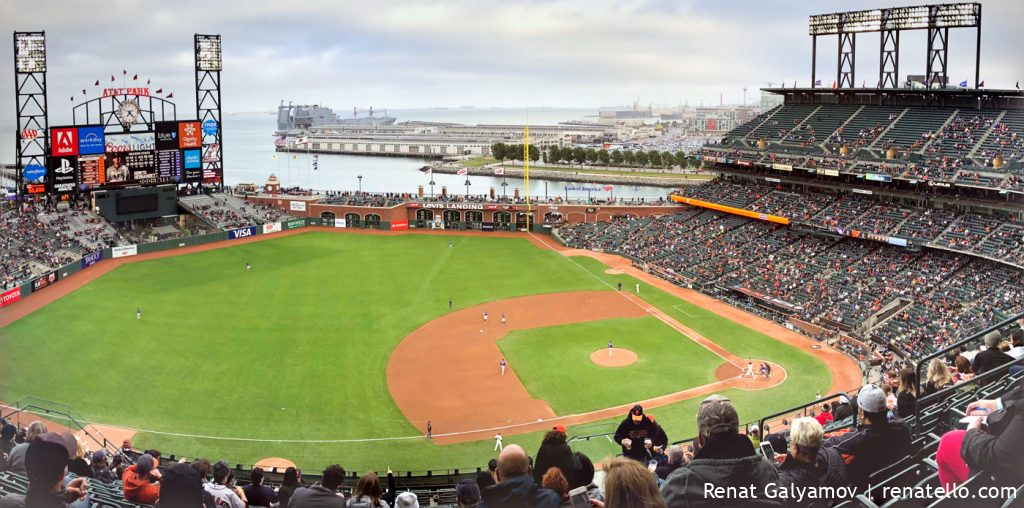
[0,231,832,472]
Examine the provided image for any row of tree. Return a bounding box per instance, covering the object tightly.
[490,142,699,169]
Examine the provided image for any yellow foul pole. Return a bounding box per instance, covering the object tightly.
[524,116,530,230]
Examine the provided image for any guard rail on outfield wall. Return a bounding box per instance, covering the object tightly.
[0,216,552,310]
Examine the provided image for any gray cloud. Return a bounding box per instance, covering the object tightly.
[2,0,1021,131]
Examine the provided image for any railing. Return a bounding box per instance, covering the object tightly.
[1,396,131,464]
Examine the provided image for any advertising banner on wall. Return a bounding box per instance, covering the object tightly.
[105,132,155,153]
[334,219,346,228]
[0,287,22,308]
[155,122,179,150]
[390,220,409,231]
[228,226,257,240]
[182,149,202,181]
[81,250,103,268]
[155,150,182,182]
[32,271,58,292]
[50,127,78,156]
[263,222,282,234]
[112,245,138,258]
[284,219,305,230]
[289,201,307,212]
[77,126,105,155]
[178,122,202,148]
[49,156,79,194]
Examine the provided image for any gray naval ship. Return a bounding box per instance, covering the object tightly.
[276,101,396,131]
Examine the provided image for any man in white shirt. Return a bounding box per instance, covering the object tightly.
[494,433,503,451]
[204,461,246,508]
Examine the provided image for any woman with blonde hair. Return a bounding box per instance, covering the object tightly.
[593,457,666,508]
[923,358,953,396]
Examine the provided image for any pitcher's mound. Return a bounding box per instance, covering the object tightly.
[254,457,296,470]
[591,348,638,367]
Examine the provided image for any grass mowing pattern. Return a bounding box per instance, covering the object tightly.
[497,317,721,414]
[0,232,832,471]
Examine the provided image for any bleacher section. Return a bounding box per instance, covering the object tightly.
[178,193,293,231]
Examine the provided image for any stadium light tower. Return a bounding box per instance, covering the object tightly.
[13,31,49,197]
[808,3,981,90]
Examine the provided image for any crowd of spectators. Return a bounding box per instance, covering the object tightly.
[0,199,123,290]
[179,194,293,231]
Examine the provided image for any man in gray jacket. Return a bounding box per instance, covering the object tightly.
[291,464,347,508]
[661,395,783,507]
[5,421,47,476]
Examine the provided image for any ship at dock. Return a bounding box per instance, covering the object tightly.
[277,101,396,131]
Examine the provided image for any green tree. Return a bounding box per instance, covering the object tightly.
[623,150,636,166]
[528,145,541,162]
[571,147,586,165]
[611,149,624,166]
[491,143,506,163]
[648,150,662,167]
[548,145,561,165]
[676,151,688,169]
[598,149,611,166]
[585,148,598,165]
[662,151,675,168]
[635,150,649,166]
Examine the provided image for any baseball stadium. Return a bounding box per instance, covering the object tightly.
[2,3,1024,508]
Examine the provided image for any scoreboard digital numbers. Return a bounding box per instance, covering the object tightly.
[44,121,206,193]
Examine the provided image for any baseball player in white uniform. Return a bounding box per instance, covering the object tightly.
[494,433,503,451]
[500,358,507,375]
[743,361,755,377]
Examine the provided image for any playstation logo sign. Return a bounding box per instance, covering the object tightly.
[56,158,74,174]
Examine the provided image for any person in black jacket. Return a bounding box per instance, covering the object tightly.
[479,445,560,508]
[823,384,911,488]
[936,383,1023,488]
[660,395,784,508]
[972,332,1015,375]
[773,417,847,508]
[532,429,575,485]
[895,367,918,419]
[613,405,668,463]
[831,394,854,422]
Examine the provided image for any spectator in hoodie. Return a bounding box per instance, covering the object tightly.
[243,467,279,507]
[123,454,161,505]
[831,394,854,422]
[613,405,668,463]
[532,429,575,485]
[595,457,666,508]
[823,384,911,488]
[203,461,245,508]
[815,404,834,427]
[479,444,560,508]
[660,394,783,508]
[348,471,389,508]
[291,464,346,508]
[278,467,304,508]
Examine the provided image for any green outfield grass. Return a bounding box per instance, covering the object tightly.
[498,317,722,414]
[0,232,832,472]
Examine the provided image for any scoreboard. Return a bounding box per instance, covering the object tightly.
[24,119,221,195]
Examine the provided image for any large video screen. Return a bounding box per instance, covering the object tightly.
[47,122,207,192]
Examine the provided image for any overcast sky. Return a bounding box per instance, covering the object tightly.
[2,0,1022,125]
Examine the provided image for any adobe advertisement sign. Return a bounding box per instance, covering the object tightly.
[50,127,78,156]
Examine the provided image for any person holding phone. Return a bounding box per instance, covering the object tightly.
[935,382,1024,489]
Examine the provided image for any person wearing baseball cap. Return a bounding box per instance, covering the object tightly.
[531,428,574,486]
[0,432,87,508]
[823,384,911,488]
[612,405,668,463]
[661,395,782,507]
[89,450,117,483]
[122,453,161,505]
[157,462,204,508]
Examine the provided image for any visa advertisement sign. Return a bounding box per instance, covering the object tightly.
[228,226,257,240]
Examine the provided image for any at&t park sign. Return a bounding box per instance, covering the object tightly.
[103,88,150,97]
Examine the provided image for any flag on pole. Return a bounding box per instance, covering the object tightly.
[122,69,127,75]
[425,167,432,179]
[132,74,138,81]
[81,89,86,95]
[298,136,309,145]
[456,168,468,176]
[831,81,837,90]
[155,88,163,94]
[494,167,504,176]
[94,79,99,86]
[978,80,985,88]
[166,92,174,98]
[111,75,115,82]
[1017,81,1020,90]
[147,79,151,85]
[814,79,821,86]
[959,80,968,87]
